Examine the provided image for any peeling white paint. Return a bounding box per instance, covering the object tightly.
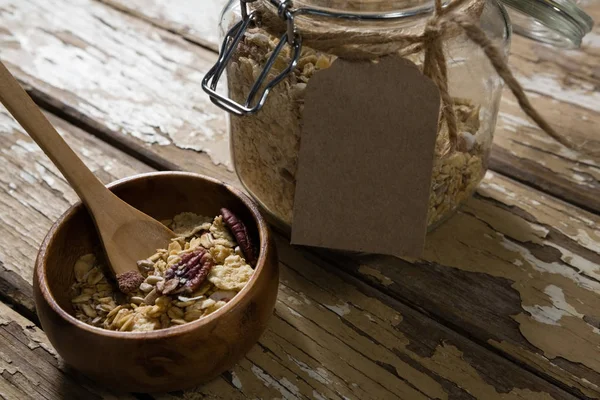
[574,228,600,254]
[498,112,536,132]
[286,296,302,306]
[79,146,92,158]
[18,171,36,184]
[314,367,331,383]
[280,377,300,397]
[299,292,312,305]
[582,31,600,49]
[358,265,394,286]
[545,242,600,282]
[325,303,351,317]
[1,0,232,168]
[479,181,516,198]
[288,355,332,385]
[288,307,302,318]
[35,163,56,187]
[581,378,600,389]
[0,118,18,135]
[572,173,587,182]
[558,146,597,164]
[527,222,549,239]
[231,371,242,390]
[523,285,583,326]
[501,238,600,293]
[313,390,327,400]
[108,0,223,49]
[513,259,523,267]
[14,140,39,153]
[532,134,563,146]
[251,365,296,400]
[517,72,600,113]
[569,215,595,227]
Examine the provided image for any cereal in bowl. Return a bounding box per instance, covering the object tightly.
[69,209,257,332]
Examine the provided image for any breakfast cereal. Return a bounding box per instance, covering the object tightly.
[70,209,257,332]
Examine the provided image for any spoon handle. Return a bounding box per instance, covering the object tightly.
[0,61,110,207]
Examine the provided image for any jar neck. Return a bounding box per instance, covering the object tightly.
[254,0,485,37]
[292,0,444,14]
[251,0,493,61]
[256,0,449,20]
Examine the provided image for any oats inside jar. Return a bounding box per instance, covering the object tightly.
[227,31,490,229]
[69,210,257,332]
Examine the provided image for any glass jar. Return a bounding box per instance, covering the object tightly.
[205,0,592,230]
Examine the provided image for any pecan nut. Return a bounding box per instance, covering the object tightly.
[161,278,180,295]
[183,251,213,293]
[220,208,257,266]
[163,248,214,294]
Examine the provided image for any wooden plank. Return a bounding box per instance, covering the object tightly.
[1,0,599,397]
[0,110,147,400]
[0,0,231,173]
[96,0,600,213]
[0,109,577,399]
[491,27,600,213]
[320,172,600,398]
[98,0,225,51]
[0,110,153,288]
[0,301,138,400]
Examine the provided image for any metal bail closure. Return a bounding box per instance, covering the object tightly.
[202,0,302,116]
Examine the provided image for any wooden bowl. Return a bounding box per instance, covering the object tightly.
[33,172,279,393]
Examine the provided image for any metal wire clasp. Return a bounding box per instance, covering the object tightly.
[202,0,302,116]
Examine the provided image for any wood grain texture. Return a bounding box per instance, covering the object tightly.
[0,107,153,286]
[95,0,600,214]
[329,172,600,398]
[0,0,231,170]
[0,61,178,283]
[98,0,226,51]
[0,301,139,400]
[0,111,576,399]
[1,0,599,397]
[492,25,600,213]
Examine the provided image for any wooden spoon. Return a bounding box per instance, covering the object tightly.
[0,61,176,293]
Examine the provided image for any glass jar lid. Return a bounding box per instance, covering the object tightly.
[500,0,593,47]
[294,0,592,47]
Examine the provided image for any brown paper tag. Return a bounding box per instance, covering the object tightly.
[291,56,441,258]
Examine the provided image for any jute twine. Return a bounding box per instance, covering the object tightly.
[254,0,599,158]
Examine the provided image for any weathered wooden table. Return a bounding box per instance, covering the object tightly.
[0,0,599,399]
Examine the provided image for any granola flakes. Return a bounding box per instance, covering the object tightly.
[227,29,488,228]
[70,211,256,332]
